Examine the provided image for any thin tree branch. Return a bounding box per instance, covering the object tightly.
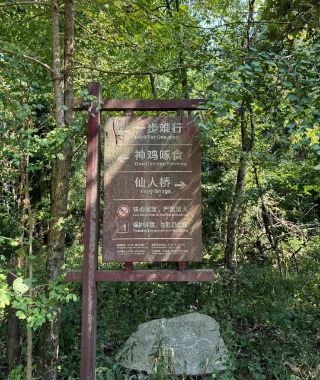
[69,65,152,76]
[75,19,137,47]
[0,47,54,74]
[149,74,158,98]
[18,10,50,22]
[71,141,85,158]
[0,1,50,7]
[68,62,207,76]
[179,20,302,30]
[75,19,109,42]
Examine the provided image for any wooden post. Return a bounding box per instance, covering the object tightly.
[80,82,101,380]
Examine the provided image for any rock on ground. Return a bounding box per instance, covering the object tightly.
[115,312,228,376]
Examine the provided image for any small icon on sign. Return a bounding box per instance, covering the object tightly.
[117,205,130,218]
[118,221,129,233]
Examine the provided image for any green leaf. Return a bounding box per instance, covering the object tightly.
[12,277,29,295]
[286,121,296,128]
[10,239,20,247]
[16,310,27,320]
[198,122,209,130]
[287,94,299,101]
[283,81,293,88]
[0,292,10,309]
[216,108,227,118]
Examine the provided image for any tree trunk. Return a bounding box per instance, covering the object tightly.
[38,0,74,378]
[224,1,256,272]
[25,154,34,380]
[224,101,254,272]
[253,167,283,275]
[224,152,247,272]
[6,272,22,374]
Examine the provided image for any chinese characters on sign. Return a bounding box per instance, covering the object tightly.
[103,116,202,262]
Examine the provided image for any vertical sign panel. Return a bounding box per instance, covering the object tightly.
[103,116,202,262]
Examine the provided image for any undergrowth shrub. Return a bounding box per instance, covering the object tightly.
[56,257,320,379]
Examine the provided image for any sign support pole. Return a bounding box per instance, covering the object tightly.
[80,82,101,380]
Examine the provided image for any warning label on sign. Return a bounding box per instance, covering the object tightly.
[117,205,130,219]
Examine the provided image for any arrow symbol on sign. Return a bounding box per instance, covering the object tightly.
[134,126,145,130]
[174,181,187,190]
[117,155,129,163]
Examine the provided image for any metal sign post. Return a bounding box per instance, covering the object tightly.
[67,82,214,380]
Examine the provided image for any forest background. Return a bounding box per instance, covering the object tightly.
[1,0,320,379]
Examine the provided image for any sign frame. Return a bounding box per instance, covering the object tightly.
[66,82,214,380]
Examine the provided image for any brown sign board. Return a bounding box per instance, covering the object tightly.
[102,116,202,262]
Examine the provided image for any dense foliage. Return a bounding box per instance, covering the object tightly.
[0,0,320,379]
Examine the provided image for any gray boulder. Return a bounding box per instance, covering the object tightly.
[116,313,228,376]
